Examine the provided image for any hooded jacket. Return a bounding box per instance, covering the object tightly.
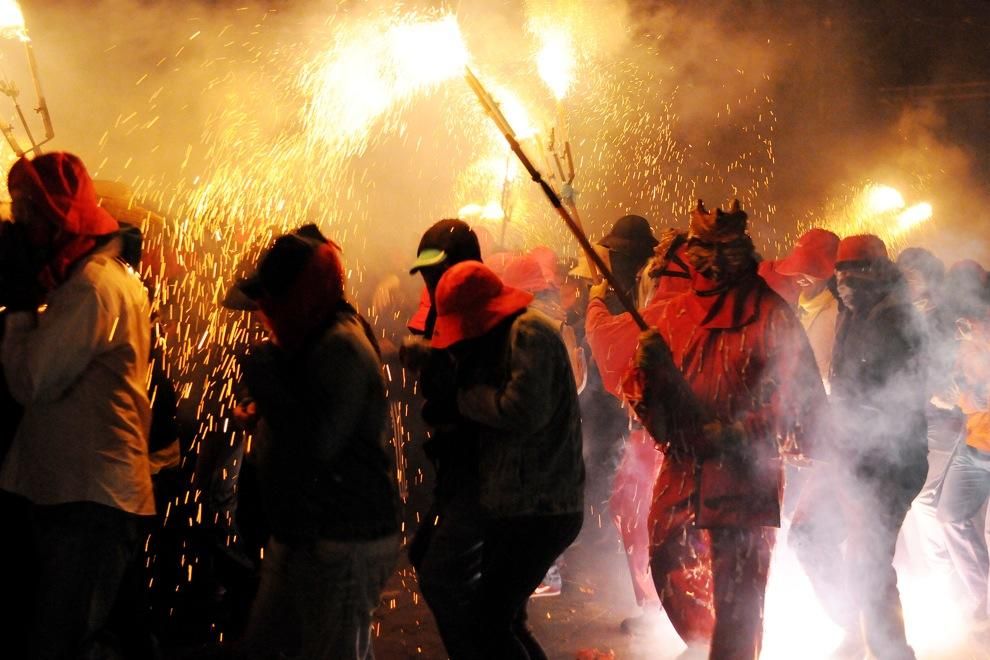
[829,282,928,465]
[241,304,399,543]
[455,308,585,518]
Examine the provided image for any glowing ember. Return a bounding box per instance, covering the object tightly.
[535,27,575,101]
[0,0,26,41]
[894,202,933,234]
[866,184,906,215]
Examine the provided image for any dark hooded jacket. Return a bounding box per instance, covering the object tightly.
[241,304,399,543]
[829,279,928,468]
[455,309,585,518]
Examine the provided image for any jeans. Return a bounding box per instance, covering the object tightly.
[479,512,583,659]
[242,534,399,660]
[790,457,926,660]
[911,406,963,572]
[30,501,143,660]
[411,495,486,659]
[937,443,990,619]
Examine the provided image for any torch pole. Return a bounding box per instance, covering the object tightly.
[23,39,53,152]
[465,67,647,331]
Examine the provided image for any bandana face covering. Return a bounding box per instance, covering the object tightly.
[836,265,886,312]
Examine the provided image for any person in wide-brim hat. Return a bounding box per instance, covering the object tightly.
[430,259,584,658]
[431,260,533,349]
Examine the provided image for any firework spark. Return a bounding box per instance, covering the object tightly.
[535,26,575,101]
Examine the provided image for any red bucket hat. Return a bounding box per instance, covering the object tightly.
[777,228,841,279]
[431,261,533,349]
[836,234,888,265]
[8,152,118,237]
[502,253,551,293]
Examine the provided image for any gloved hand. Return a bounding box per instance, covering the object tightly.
[560,182,579,207]
[634,328,674,373]
[588,279,609,302]
[399,335,432,373]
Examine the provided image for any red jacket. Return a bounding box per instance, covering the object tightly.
[625,273,825,531]
[585,244,692,397]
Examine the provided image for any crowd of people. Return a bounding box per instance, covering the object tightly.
[1,151,990,660]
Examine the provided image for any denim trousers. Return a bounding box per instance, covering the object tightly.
[242,534,399,660]
[937,443,990,618]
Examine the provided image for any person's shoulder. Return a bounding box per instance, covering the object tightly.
[317,311,380,363]
[54,252,136,312]
[514,307,563,337]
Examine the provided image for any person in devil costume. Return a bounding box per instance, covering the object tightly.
[623,200,825,659]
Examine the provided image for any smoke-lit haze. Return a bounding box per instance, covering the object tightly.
[4,2,988,656]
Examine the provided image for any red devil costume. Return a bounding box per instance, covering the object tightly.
[584,228,692,625]
[622,201,825,658]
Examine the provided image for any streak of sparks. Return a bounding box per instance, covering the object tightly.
[535,26,574,101]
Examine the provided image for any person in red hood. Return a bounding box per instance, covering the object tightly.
[0,152,155,658]
[225,225,399,660]
[622,200,825,659]
[582,227,693,636]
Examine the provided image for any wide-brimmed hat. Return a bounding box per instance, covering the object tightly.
[835,234,888,266]
[776,228,841,279]
[502,253,552,293]
[223,224,342,311]
[431,260,533,349]
[599,214,658,259]
[569,243,611,280]
[409,218,481,274]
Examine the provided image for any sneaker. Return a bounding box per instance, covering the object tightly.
[531,565,562,598]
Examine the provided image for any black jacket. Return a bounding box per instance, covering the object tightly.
[242,306,399,543]
[830,285,928,468]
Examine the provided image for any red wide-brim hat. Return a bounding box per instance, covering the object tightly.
[776,228,840,279]
[431,260,534,349]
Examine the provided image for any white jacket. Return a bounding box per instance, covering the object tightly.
[1,237,155,515]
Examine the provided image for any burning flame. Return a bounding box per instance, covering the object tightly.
[866,184,906,215]
[894,202,933,234]
[816,183,932,248]
[302,13,467,151]
[535,27,575,101]
[0,0,25,41]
